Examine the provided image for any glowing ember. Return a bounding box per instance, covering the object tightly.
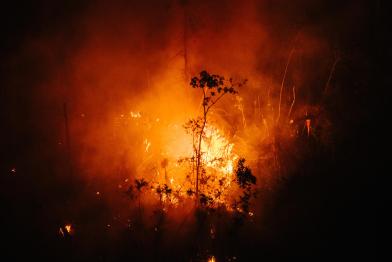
[305,119,311,136]
[144,139,151,152]
[208,256,216,262]
[130,111,141,118]
[65,224,72,233]
[60,224,73,237]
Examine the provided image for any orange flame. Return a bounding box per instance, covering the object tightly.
[305,119,311,136]
[65,224,72,233]
[208,256,216,262]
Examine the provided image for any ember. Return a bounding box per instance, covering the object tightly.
[59,224,73,237]
[65,224,72,234]
[208,256,216,262]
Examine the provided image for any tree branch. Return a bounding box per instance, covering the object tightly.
[276,47,295,124]
[206,92,226,114]
[287,85,296,121]
[324,55,340,94]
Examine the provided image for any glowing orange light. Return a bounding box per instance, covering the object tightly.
[208,256,216,262]
[65,224,72,233]
[144,139,151,152]
[305,119,311,136]
[130,111,141,118]
[60,224,73,237]
[202,126,237,176]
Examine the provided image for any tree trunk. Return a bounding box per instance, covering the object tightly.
[195,113,207,205]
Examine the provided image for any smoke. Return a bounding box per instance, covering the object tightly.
[0,0,356,215]
[0,0,376,259]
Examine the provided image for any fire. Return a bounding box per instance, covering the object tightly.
[65,224,72,233]
[130,111,141,118]
[208,256,216,262]
[163,124,239,207]
[202,125,237,175]
[119,108,241,208]
[59,224,73,237]
[144,138,151,152]
[305,119,311,136]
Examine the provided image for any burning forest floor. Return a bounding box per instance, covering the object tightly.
[1,71,378,261]
[0,0,381,261]
[1,119,377,261]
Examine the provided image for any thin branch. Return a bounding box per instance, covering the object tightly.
[183,4,189,80]
[276,47,295,124]
[263,116,270,137]
[324,55,340,94]
[240,106,246,128]
[287,85,296,121]
[206,92,226,114]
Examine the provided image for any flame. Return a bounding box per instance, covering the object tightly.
[65,224,72,233]
[208,256,216,262]
[202,125,237,175]
[305,119,311,136]
[60,224,73,237]
[127,113,239,208]
[108,103,246,209]
[130,111,141,118]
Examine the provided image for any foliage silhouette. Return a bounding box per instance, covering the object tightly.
[186,70,247,205]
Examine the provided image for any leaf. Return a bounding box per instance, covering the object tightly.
[135,178,149,191]
[235,158,256,189]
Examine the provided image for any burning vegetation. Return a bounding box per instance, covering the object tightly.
[1,0,379,261]
[113,70,258,215]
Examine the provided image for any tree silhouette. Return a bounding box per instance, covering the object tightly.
[234,158,256,214]
[186,70,246,205]
[135,178,148,217]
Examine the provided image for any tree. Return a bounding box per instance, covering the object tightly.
[135,178,148,217]
[186,70,246,205]
[234,158,256,213]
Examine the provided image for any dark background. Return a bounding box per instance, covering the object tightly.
[1,0,383,260]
